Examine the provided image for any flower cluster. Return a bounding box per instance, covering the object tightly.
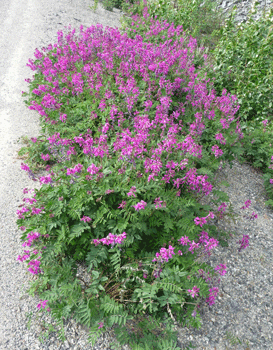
[39,174,52,184]
[93,232,127,248]
[187,286,200,298]
[194,212,214,228]
[81,216,92,223]
[206,287,219,305]
[37,299,50,312]
[237,234,250,252]
[41,153,50,161]
[67,163,83,175]
[152,245,175,263]
[217,202,227,219]
[132,200,147,211]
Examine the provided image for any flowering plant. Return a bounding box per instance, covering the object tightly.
[17,9,251,349]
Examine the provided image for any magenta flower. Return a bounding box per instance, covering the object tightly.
[187,286,200,298]
[270,179,273,184]
[194,217,207,227]
[132,200,147,211]
[118,201,127,209]
[22,231,41,247]
[215,133,226,145]
[152,245,175,263]
[20,162,30,172]
[237,234,249,252]
[67,163,83,175]
[81,216,92,223]
[93,232,127,247]
[87,163,101,175]
[39,175,52,184]
[98,322,104,330]
[28,258,42,275]
[204,238,219,251]
[31,207,42,215]
[240,199,251,210]
[211,145,223,158]
[178,236,190,246]
[17,250,31,262]
[154,197,163,209]
[206,287,219,305]
[127,186,137,197]
[188,240,200,254]
[37,299,49,310]
[59,113,67,122]
[250,212,258,220]
[41,153,50,161]
[215,264,227,276]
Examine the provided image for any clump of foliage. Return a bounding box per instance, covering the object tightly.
[205,1,273,123]
[16,2,272,349]
[118,0,227,51]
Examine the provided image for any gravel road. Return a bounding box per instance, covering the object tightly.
[0,1,124,349]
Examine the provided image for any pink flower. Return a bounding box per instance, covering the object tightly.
[39,175,52,184]
[211,145,223,158]
[98,322,104,329]
[67,163,83,176]
[194,217,207,227]
[37,299,49,310]
[132,200,147,211]
[20,163,30,172]
[127,186,137,197]
[188,240,200,254]
[59,113,67,122]
[204,238,219,251]
[215,133,226,145]
[178,236,190,246]
[154,197,163,209]
[187,286,200,298]
[87,163,101,175]
[270,179,273,184]
[215,264,227,276]
[206,287,219,305]
[93,232,127,247]
[31,207,42,215]
[28,258,42,275]
[152,245,175,263]
[240,199,251,210]
[41,153,50,161]
[81,216,92,223]
[118,201,127,209]
[237,234,249,252]
[22,231,41,247]
[262,119,268,127]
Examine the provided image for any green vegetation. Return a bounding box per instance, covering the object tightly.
[17,0,273,349]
